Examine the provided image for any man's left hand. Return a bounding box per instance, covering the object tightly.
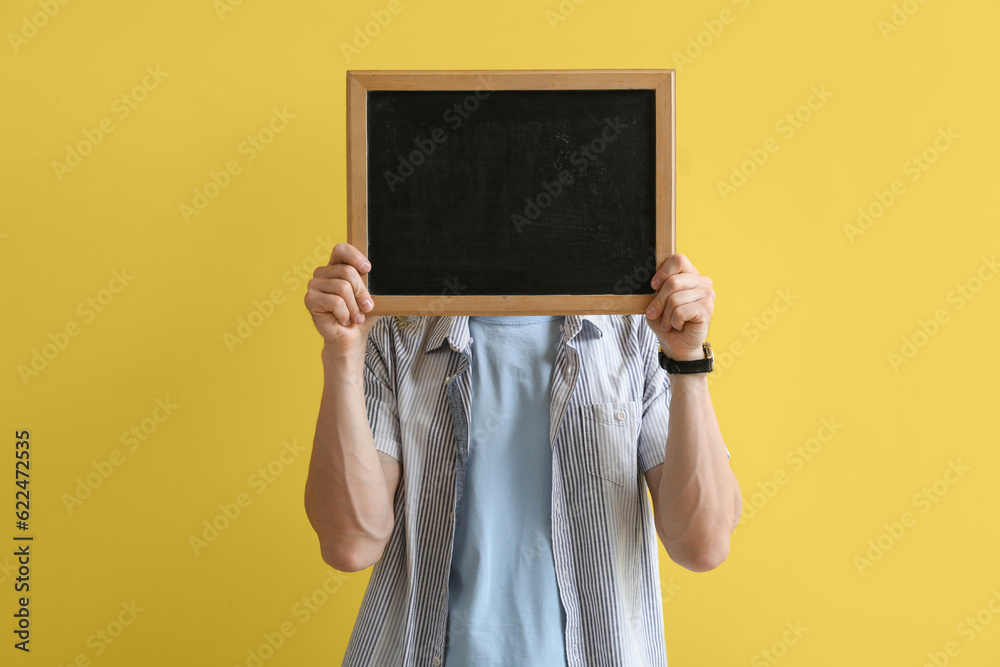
[644,253,715,361]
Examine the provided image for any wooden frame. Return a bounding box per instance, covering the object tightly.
[346,69,675,316]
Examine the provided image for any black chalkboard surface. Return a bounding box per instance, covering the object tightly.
[347,70,675,316]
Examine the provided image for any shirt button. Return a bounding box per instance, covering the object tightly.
[615,409,627,422]
[433,657,441,666]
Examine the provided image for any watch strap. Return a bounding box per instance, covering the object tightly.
[658,342,714,374]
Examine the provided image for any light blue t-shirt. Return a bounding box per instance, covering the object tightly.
[443,315,568,666]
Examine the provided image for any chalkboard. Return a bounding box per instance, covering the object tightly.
[347,70,675,315]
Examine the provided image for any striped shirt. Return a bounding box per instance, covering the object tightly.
[342,313,729,666]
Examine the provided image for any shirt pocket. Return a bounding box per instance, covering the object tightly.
[577,400,639,487]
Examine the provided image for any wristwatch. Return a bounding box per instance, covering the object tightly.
[658,341,714,374]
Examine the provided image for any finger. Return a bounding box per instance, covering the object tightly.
[665,298,714,332]
[304,289,353,327]
[312,263,375,314]
[645,273,708,320]
[330,242,372,274]
[660,285,713,330]
[307,276,364,325]
[650,253,698,290]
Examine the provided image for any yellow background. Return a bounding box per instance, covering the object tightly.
[2,0,998,665]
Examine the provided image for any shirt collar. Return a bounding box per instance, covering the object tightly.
[424,314,605,355]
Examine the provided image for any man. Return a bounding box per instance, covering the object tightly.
[303,242,741,666]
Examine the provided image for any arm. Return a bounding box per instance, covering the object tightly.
[642,253,741,572]
[304,344,401,572]
[302,242,401,573]
[643,373,740,572]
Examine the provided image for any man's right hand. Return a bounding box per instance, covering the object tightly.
[304,242,380,357]
[303,242,398,573]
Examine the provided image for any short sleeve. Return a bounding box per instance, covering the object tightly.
[635,320,730,474]
[363,317,403,462]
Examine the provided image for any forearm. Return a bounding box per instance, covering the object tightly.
[304,344,394,570]
[655,373,736,572]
